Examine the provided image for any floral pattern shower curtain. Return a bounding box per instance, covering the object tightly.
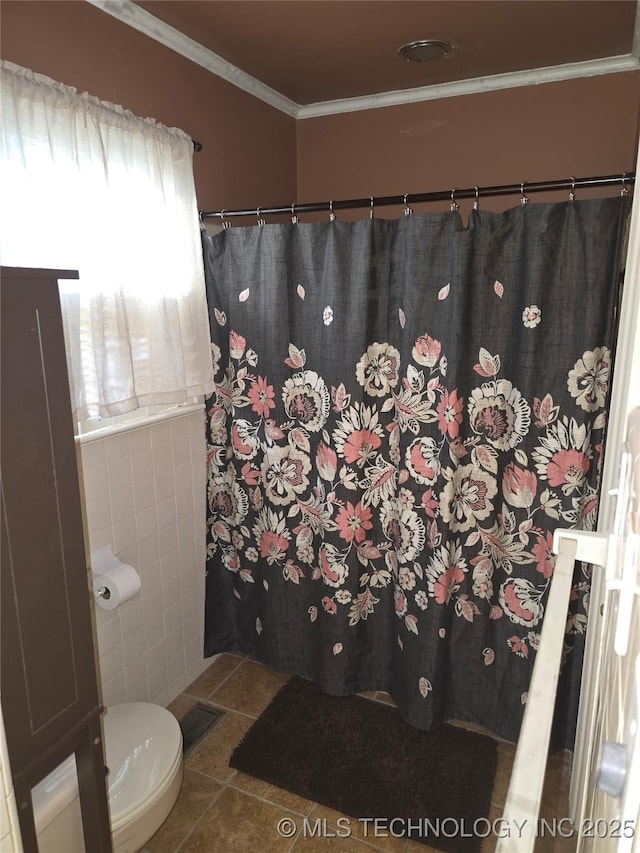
[202,197,628,748]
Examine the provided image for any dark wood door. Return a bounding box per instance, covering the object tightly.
[1,267,112,852]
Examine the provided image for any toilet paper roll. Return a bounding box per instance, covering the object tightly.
[91,544,125,575]
[93,563,142,610]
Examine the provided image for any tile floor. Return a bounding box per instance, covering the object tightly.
[143,653,576,853]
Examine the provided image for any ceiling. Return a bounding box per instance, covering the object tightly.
[136,0,637,105]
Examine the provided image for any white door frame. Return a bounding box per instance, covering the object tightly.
[570,140,640,826]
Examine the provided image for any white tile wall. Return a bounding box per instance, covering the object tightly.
[78,409,211,708]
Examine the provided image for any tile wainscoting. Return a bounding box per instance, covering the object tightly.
[77,406,212,708]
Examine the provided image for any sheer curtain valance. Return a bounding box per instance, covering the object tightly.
[0,60,214,421]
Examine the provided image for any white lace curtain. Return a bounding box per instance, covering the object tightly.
[0,60,214,421]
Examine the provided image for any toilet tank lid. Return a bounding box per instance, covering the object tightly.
[31,753,79,835]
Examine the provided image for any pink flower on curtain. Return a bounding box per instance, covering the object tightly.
[433,567,465,605]
[229,330,246,359]
[248,376,276,419]
[241,462,261,487]
[322,596,338,614]
[421,489,438,517]
[532,532,555,579]
[343,429,382,465]
[333,404,385,467]
[546,449,590,492]
[502,463,537,508]
[394,588,408,616]
[507,636,529,658]
[427,541,467,604]
[316,442,338,481]
[259,531,290,564]
[436,388,464,438]
[412,334,441,367]
[335,501,373,543]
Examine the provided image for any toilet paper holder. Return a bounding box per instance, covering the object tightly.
[94,585,111,602]
[90,545,142,610]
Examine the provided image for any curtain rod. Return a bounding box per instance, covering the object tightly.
[199,172,635,220]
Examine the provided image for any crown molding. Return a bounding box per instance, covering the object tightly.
[87,1,639,121]
[86,0,298,117]
[297,54,640,119]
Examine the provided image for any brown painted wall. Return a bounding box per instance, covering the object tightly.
[297,73,640,221]
[2,2,638,221]
[0,0,297,212]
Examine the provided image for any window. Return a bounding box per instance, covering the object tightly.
[0,60,214,422]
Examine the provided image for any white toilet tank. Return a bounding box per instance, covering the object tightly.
[32,703,183,853]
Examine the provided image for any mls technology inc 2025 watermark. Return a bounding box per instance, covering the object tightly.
[276,816,637,842]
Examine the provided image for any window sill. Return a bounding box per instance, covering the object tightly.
[74,402,204,445]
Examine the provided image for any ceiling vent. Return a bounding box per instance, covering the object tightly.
[398,39,452,62]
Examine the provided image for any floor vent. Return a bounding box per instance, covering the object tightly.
[179,703,225,756]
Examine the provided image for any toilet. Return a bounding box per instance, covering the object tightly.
[32,703,183,853]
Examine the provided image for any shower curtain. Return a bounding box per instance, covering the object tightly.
[201,197,628,748]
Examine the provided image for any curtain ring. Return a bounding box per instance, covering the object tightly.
[370,196,375,220]
[520,182,529,206]
[621,173,630,197]
[291,202,299,224]
[403,192,413,216]
[450,188,459,213]
[568,177,576,202]
[257,206,266,226]
[221,209,231,230]
[472,186,480,211]
[329,200,336,222]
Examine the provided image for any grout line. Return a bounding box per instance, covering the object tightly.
[288,804,315,851]
[189,653,248,700]
[173,781,227,853]
[287,830,302,853]
[225,781,315,818]
[173,775,312,852]
[182,768,235,787]
[185,765,230,784]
